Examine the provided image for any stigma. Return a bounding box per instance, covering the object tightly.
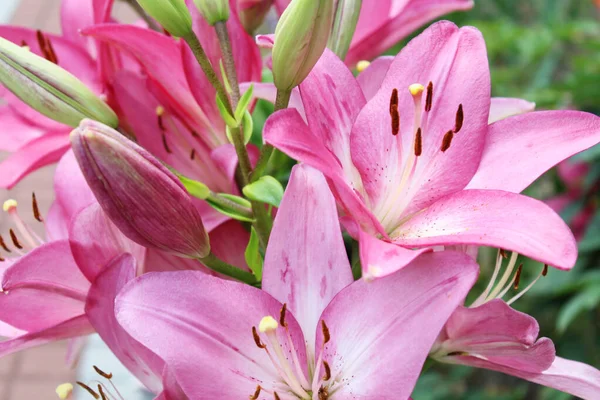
[356,60,371,73]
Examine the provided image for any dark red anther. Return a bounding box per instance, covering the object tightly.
[321,320,330,344]
[35,30,58,64]
[454,104,464,133]
[513,264,523,290]
[76,382,100,399]
[318,386,329,400]
[279,303,288,327]
[93,365,113,380]
[249,386,261,400]
[0,235,11,253]
[441,130,454,152]
[274,392,281,400]
[499,249,508,259]
[391,108,400,136]
[157,114,165,131]
[252,326,266,349]
[32,192,43,222]
[97,385,108,400]
[542,264,548,276]
[9,229,23,250]
[161,133,172,154]
[190,149,196,160]
[425,81,433,112]
[414,128,422,156]
[323,360,331,381]
[389,88,399,115]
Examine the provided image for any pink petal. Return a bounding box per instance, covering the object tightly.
[440,300,555,373]
[524,357,600,399]
[208,220,251,271]
[0,315,93,358]
[0,130,71,189]
[351,21,490,218]
[211,143,260,194]
[116,271,307,398]
[69,203,146,282]
[315,250,479,398]
[86,254,164,393]
[392,189,578,270]
[60,0,95,50]
[468,110,600,193]
[262,165,353,348]
[0,107,43,152]
[488,97,535,124]
[346,0,474,66]
[358,231,431,280]
[0,241,89,332]
[240,82,305,121]
[356,56,393,101]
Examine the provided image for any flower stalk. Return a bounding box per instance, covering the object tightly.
[199,252,258,284]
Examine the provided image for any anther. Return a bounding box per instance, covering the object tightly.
[513,264,523,290]
[9,229,23,249]
[249,385,261,400]
[454,104,464,133]
[542,264,548,276]
[499,249,508,259]
[191,130,199,138]
[321,320,330,344]
[189,149,196,160]
[425,82,433,112]
[391,108,400,136]
[161,133,172,154]
[441,130,454,152]
[32,192,43,222]
[274,392,281,400]
[389,89,399,114]
[414,128,423,156]
[318,386,329,400]
[252,326,266,349]
[35,30,57,64]
[279,303,288,327]
[76,382,99,399]
[157,114,165,131]
[97,385,108,400]
[356,60,371,73]
[93,365,113,379]
[322,360,331,381]
[0,255,4,262]
[0,235,11,252]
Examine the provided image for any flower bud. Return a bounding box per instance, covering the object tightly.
[272,0,334,91]
[70,119,210,259]
[193,0,230,25]
[238,0,274,33]
[327,0,362,60]
[0,37,118,128]
[136,0,193,37]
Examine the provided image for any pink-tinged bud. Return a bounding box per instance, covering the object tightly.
[70,120,210,259]
[238,0,274,33]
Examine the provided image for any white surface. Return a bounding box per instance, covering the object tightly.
[0,0,20,23]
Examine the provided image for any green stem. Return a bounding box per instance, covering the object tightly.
[123,0,162,32]
[214,22,241,107]
[199,252,257,284]
[207,192,254,220]
[251,89,292,182]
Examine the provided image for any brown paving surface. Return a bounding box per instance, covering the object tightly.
[0,1,137,398]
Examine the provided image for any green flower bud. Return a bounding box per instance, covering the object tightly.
[0,37,118,128]
[327,0,362,60]
[136,0,193,37]
[193,0,230,25]
[272,0,335,92]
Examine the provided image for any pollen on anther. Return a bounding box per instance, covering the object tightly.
[9,229,23,250]
[323,360,332,381]
[76,382,99,399]
[425,82,433,112]
[513,264,523,290]
[454,104,464,133]
[93,365,113,380]
[389,89,399,114]
[259,316,278,333]
[321,320,330,344]
[249,385,261,400]
[0,235,11,253]
[279,303,288,327]
[161,133,172,154]
[32,192,43,222]
[252,326,266,349]
[97,384,108,400]
[414,128,423,156]
[441,130,454,152]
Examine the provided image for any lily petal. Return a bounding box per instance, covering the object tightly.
[263,165,353,348]
[356,56,393,101]
[468,110,600,193]
[315,250,479,398]
[488,97,535,124]
[116,271,307,398]
[0,106,43,152]
[392,189,577,270]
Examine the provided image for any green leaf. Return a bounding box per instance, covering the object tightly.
[206,193,254,222]
[216,94,237,128]
[242,110,253,144]
[177,174,210,199]
[243,176,284,207]
[236,83,254,121]
[245,227,263,280]
[219,59,232,95]
[556,285,600,333]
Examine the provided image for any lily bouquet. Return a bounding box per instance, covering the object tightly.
[0,0,599,399]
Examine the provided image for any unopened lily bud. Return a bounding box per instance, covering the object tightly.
[0,37,118,128]
[193,0,230,25]
[238,0,274,33]
[272,0,334,91]
[327,0,362,60]
[136,0,193,37]
[70,119,210,259]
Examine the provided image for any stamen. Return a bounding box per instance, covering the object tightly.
[161,133,172,154]
[425,82,433,112]
[9,229,23,250]
[356,60,371,73]
[487,252,519,300]
[441,130,454,152]
[97,385,108,400]
[454,104,464,133]
[259,316,278,333]
[0,255,4,262]
[55,383,73,400]
[322,360,331,381]
[513,264,523,290]
[93,366,113,380]
[414,128,423,156]
[507,264,547,306]
[279,303,287,327]
[273,392,281,400]
[0,235,11,253]
[542,264,548,276]
[76,382,99,399]
[252,326,266,349]
[499,249,508,259]
[389,89,399,114]
[189,149,196,160]
[390,89,400,136]
[408,83,424,96]
[4,199,44,248]
[32,192,43,222]
[318,386,329,400]
[321,320,330,344]
[35,30,58,64]
[249,385,261,400]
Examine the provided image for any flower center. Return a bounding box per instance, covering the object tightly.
[0,195,45,261]
[251,304,333,399]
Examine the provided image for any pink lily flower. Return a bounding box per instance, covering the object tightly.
[273,0,473,66]
[264,21,600,279]
[430,299,600,399]
[114,164,479,399]
[0,0,118,188]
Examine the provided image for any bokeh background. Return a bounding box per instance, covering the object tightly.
[0,0,598,399]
